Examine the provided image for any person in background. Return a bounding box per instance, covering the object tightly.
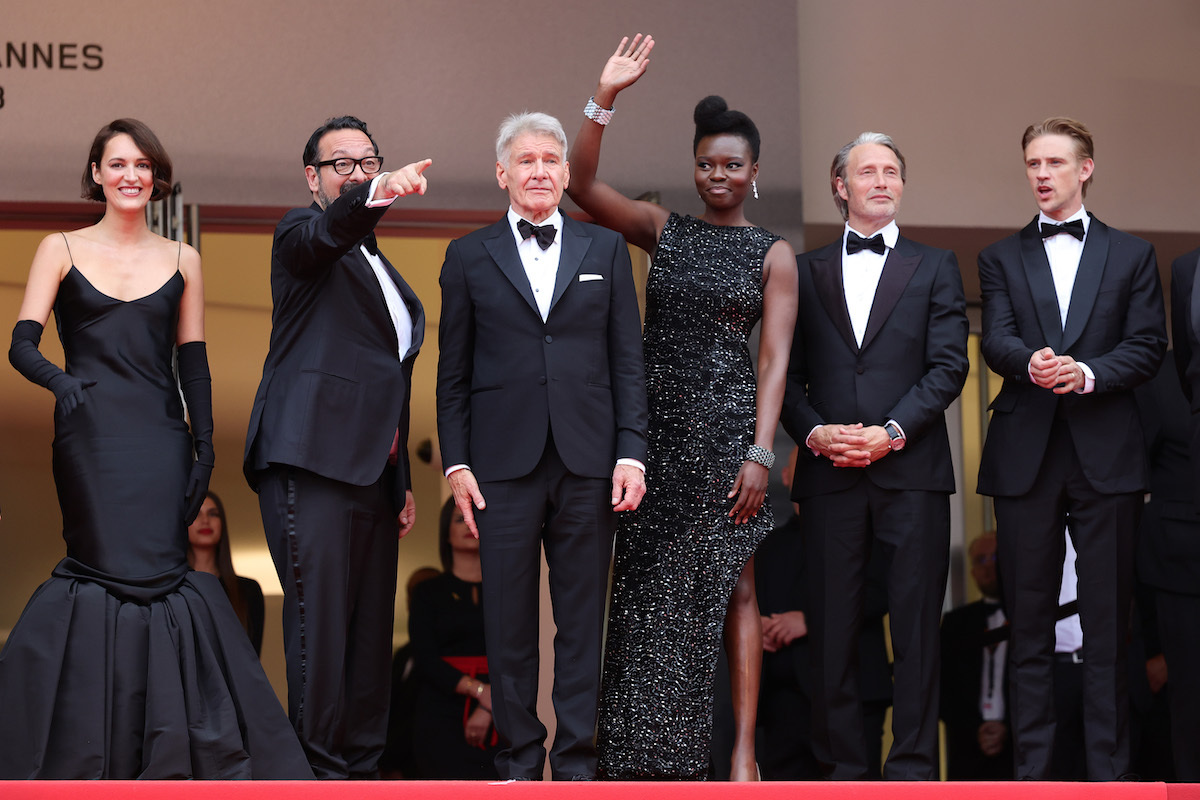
[406,498,503,779]
[187,490,266,656]
[939,532,1013,780]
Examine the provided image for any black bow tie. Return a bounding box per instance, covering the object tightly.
[846,231,886,255]
[517,219,557,251]
[1040,219,1085,241]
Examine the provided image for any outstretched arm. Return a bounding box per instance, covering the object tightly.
[566,34,668,254]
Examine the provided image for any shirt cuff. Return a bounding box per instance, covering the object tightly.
[444,463,470,478]
[1075,362,1095,394]
[616,458,646,473]
[805,425,821,456]
[365,173,398,208]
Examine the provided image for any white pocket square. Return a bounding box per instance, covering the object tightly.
[579,273,604,282]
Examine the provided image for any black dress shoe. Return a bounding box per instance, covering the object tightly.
[570,774,597,781]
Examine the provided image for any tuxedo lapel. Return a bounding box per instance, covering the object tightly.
[1061,215,1109,353]
[809,249,859,353]
[1019,219,1065,352]
[482,218,541,319]
[549,215,591,316]
[860,240,921,352]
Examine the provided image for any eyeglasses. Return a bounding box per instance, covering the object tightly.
[312,156,384,176]
[972,553,998,566]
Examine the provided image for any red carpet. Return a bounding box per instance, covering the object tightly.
[2,782,1199,800]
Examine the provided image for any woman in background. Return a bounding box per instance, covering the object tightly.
[406,497,502,779]
[188,490,266,655]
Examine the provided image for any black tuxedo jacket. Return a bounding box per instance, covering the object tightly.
[244,181,424,501]
[782,235,969,498]
[977,215,1166,497]
[435,213,647,482]
[1135,350,1200,596]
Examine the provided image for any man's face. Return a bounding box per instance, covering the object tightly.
[837,143,903,234]
[1024,133,1092,221]
[969,537,1000,598]
[497,132,569,224]
[305,128,377,209]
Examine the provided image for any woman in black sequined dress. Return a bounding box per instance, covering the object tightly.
[567,36,798,780]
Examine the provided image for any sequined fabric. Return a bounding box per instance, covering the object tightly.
[598,213,781,779]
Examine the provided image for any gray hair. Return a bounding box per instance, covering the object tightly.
[830,131,907,221]
[495,111,569,166]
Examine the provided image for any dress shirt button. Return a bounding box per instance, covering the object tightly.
[545,335,553,343]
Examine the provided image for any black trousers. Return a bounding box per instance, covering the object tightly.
[258,464,399,779]
[993,422,1139,781]
[799,481,948,780]
[475,442,615,780]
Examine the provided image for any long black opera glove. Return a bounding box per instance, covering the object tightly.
[178,341,215,524]
[9,319,95,416]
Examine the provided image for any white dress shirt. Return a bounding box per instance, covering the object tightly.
[363,173,413,359]
[507,207,564,323]
[843,220,900,347]
[1037,206,1095,393]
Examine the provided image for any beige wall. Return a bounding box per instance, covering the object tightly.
[797,0,1200,234]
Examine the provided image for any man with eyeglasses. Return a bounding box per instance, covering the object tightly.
[245,115,432,779]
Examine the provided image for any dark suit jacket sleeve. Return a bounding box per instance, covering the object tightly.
[1172,251,1199,406]
[273,181,389,281]
[1084,238,1165,393]
[781,256,824,445]
[606,238,649,464]
[435,238,475,470]
[885,247,970,440]
[978,243,1038,383]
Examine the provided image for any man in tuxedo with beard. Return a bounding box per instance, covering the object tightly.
[977,116,1166,780]
[436,111,647,780]
[245,115,431,779]
[781,131,969,780]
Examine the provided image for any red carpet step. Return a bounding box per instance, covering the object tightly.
[2,782,1200,800]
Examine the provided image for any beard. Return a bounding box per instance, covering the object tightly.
[316,176,364,210]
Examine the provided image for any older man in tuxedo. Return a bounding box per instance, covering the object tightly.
[245,116,431,779]
[436,111,647,780]
[977,117,1166,780]
[781,131,969,780]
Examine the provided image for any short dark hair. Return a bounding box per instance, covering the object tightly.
[693,95,761,162]
[1022,116,1095,197]
[81,118,173,202]
[302,115,378,167]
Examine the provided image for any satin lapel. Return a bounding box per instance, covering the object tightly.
[1189,252,1200,343]
[395,273,425,359]
[1060,215,1109,353]
[809,251,859,353]
[482,219,541,319]
[1019,218,1064,352]
[549,215,590,316]
[859,240,921,352]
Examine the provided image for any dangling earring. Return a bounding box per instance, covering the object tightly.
[752,179,759,200]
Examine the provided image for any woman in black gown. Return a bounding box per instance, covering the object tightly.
[406,497,502,779]
[0,119,310,779]
[188,490,267,656]
[567,37,798,780]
